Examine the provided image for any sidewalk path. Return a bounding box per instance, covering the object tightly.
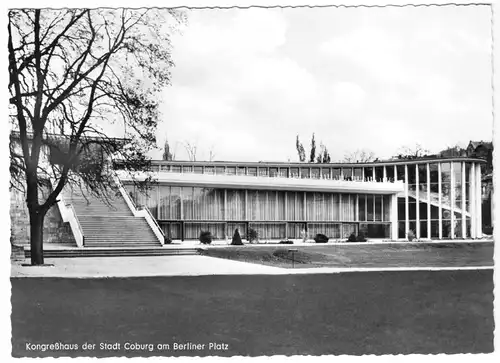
[11,255,492,278]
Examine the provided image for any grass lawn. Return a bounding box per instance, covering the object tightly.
[200,242,494,269]
[11,269,494,357]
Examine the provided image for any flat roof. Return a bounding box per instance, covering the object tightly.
[147,156,486,168]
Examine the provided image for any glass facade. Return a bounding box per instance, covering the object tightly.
[129,158,484,241]
[126,184,393,240]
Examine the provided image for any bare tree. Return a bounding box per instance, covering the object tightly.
[396,143,430,159]
[184,141,198,161]
[8,9,185,265]
[208,145,216,162]
[344,149,376,163]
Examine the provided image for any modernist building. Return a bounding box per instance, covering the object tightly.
[119,157,486,241]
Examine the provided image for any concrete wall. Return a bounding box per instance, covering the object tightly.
[10,187,76,246]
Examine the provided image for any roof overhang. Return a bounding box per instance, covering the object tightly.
[118,171,404,195]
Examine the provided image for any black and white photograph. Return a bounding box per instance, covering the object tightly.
[4,0,497,359]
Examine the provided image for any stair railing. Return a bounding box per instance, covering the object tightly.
[140,205,165,240]
[112,172,165,245]
[55,191,85,248]
[66,202,85,247]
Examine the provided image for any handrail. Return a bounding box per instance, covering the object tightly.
[112,170,165,244]
[47,177,85,248]
[141,205,165,237]
[67,203,85,246]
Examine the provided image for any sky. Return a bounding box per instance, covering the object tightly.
[152,4,493,163]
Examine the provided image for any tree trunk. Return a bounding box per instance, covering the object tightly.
[29,210,45,265]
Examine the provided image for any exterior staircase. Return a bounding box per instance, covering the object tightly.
[64,188,162,248]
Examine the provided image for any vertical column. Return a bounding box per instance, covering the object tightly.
[450,163,455,239]
[303,192,307,221]
[470,163,476,237]
[405,164,409,237]
[224,189,227,221]
[295,192,298,222]
[426,163,431,239]
[394,165,397,182]
[180,187,184,220]
[476,163,483,237]
[284,191,288,239]
[415,164,420,238]
[275,191,279,221]
[461,162,466,238]
[362,167,365,181]
[340,193,344,222]
[383,166,387,182]
[372,194,375,222]
[313,191,316,221]
[365,194,367,222]
[356,194,359,221]
[391,194,398,240]
[348,194,352,222]
[438,163,443,239]
[340,168,344,181]
[265,191,269,221]
[245,189,248,221]
[381,194,384,220]
[157,184,160,219]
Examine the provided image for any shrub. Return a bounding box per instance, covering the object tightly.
[407,230,415,242]
[279,240,293,244]
[347,233,357,242]
[356,233,367,242]
[199,231,213,244]
[247,228,258,243]
[314,233,329,243]
[231,228,244,245]
[164,236,173,244]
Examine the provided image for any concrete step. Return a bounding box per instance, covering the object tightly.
[25,248,199,258]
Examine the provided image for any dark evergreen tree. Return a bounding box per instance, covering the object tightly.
[231,228,243,245]
[309,133,316,163]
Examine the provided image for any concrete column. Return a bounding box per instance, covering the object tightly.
[450,162,455,239]
[339,192,343,221]
[365,194,367,222]
[391,193,398,240]
[295,192,298,221]
[476,163,483,237]
[356,194,359,221]
[284,191,288,238]
[404,164,409,237]
[373,194,375,222]
[224,189,227,221]
[383,166,387,182]
[415,164,420,238]
[438,163,442,239]
[394,165,397,182]
[362,167,365,181]
[180,187,184,220]
[245,189,248,221]
[332,192,335,221]
[470,163,476,237]
[426,163,431,239]
[461,162,466,238]
[157,184,160,219]
[303,192,307,221]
